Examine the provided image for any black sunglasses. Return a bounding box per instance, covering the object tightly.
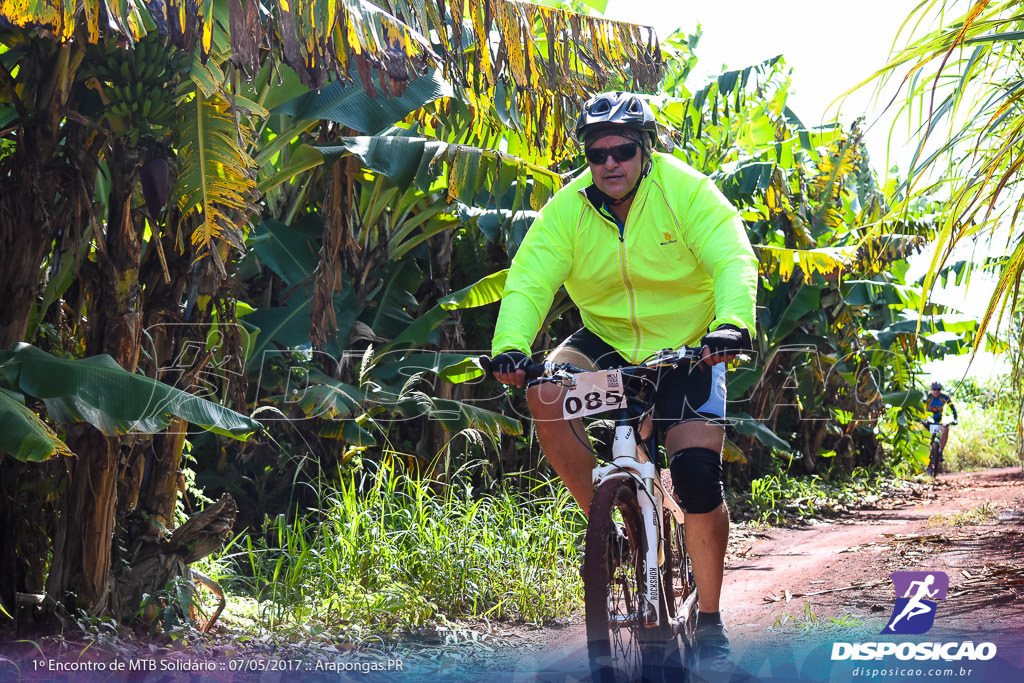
[584,141,639,165]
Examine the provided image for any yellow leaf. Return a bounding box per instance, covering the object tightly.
[500,2,527,83]
[723,439,747,464]
[202,19,213,57]
[471,0,492,87]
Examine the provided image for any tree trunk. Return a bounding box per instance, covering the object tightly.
[0,43,80,348]
[0,43,101,618]
[116,495,237,623]
[142,424,189,529]
[48,154,144,618]
[46,426,119,613]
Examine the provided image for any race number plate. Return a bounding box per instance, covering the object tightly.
[562,369,625,419]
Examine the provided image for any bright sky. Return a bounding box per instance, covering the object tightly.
[603,0,918,167]
[601,0,1009,381]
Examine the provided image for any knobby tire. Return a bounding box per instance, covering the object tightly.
[929,438,943,476]
[583,478,683,683]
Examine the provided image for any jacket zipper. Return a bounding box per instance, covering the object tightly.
[617,234,642,361]
[581,188,644,361]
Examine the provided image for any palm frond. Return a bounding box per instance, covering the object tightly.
[865,1,1024,346]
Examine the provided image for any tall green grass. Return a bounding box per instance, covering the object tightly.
[942,381,1019,470]
[201,460,586,638]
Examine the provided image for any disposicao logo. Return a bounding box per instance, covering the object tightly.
[831,570,997,663]
[883,571,948,635]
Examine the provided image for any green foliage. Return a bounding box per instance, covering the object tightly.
[71,612,120,647]
[732,463,917,526]
[271,70,453,135]
[771,602,864,634]
[211,462,585,634]
[139,576,205,640]
[942,376,1019,471]
[0,386,72,462]
[927,502,998,528]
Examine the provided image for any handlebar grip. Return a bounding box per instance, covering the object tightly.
[478,355,548,382]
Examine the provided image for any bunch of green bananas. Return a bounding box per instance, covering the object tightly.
[85,33,192,138]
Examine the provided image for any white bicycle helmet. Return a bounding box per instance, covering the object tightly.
[575,92,658,145]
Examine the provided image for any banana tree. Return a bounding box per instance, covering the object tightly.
[0,0,667,622]
[0,344,257,614]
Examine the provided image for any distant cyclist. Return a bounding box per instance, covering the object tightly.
[925,382,958,451]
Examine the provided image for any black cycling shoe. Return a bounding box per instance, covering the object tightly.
[692,620,734,681]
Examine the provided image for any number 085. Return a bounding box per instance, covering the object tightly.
[564,390,623,417]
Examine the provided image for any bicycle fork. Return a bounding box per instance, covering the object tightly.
[604,423,663,626]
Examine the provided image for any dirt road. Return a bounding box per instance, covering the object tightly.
[726,467,1024,639]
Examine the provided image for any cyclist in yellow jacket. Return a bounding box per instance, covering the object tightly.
[490,91,758,674]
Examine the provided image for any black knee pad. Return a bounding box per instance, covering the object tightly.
[669,447,724,514]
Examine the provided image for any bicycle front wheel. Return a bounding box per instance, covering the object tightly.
[585,478,673,682]
[584,478,644,682]
[929,439,942,476]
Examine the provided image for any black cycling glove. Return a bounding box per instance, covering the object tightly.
[700,324,751,356]
[490,350,530,375]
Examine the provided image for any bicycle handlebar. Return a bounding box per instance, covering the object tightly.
[478,346,704,384]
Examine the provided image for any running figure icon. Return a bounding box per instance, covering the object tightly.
[883,571,949,635]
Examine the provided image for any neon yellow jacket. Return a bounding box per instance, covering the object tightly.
[492,153,758,362]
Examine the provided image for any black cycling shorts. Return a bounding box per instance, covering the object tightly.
[546,328,726,427]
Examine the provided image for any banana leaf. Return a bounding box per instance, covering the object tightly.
[245,289,361,365]
[0,387,73,462]
[247,219,321,287]
[1,344,258,439]
[728,414,792,453]
[439,270,508,310]
[881,390,924,409]
[371,352,484,384]
[316,136,563,209]
[271,69,453,135]
[769,284,823,346]
[393,391,521,437]
[173,88,260,269]
[383,270,509,352]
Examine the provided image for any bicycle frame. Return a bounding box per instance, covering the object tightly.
[923,419,955,445]
[922,419,955,476]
